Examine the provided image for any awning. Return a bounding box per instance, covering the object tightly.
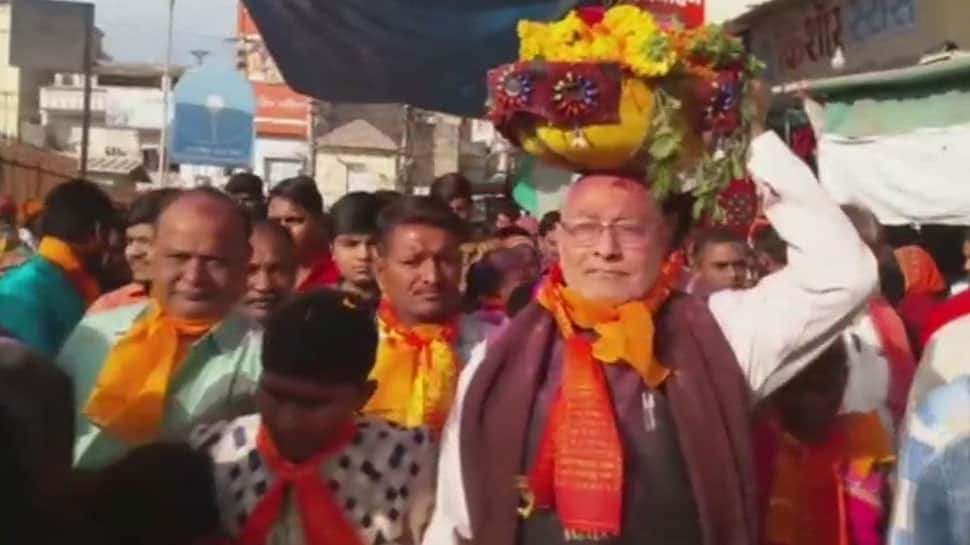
[775,55,970,138]
[241,0,582,117]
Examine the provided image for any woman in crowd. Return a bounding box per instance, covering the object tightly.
[894,245,947,355]
[267,176,340,292]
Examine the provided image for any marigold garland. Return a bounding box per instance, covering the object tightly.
[507,4,765,218]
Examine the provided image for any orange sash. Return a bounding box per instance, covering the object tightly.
[363,301,459,432]
[241,423,363,545]
[37,237,101,304]
[529,261,678,539]
[84,301,217,444]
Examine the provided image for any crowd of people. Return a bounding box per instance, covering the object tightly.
[2,125,970,545]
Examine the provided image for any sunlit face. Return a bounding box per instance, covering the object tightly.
[695,241,749,292]
[495,213,516,230]
[448,198,472,222]
[268,197,324,262]
[257,372,373,463]
[125,223,156,284]
[541,229,560,267]
[241,229,297,323]
[153,197,251,320]
[558,176,670,304]
[332,233,377,289]
[375,223,462,324]
[230,191,266,219]
[100,226,129,287]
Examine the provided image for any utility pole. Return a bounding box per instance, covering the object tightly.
[79,6,95,177]
[157,0,175,186]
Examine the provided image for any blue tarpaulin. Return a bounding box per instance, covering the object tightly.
[241,0,583,117]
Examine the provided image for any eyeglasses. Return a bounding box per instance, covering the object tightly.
[559,219,653,248]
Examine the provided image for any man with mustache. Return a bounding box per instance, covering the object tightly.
[239,220,297,324]
[363,196,495,432]
[58,188,263,469]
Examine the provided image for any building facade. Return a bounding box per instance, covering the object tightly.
[237,5,311,188]
[38,63,189,188]
[731,0,970,85]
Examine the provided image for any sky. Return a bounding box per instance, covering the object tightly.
[81,0,238,67]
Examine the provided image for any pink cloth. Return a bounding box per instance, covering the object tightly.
[845,465,887,545]
[87,283,148,314]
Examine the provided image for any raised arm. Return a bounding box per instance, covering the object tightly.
[709,131,878,399]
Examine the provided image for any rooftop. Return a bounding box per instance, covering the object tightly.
[317,119,398,152]
[95,62,188,79]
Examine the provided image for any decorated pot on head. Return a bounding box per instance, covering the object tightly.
[488,4,764,220]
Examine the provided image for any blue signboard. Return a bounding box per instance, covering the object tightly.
[170,65,256,167]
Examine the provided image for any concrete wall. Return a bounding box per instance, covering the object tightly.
[254,136,307,188]
[0,5,22,138]
[314,149,397,208]
[736,0,969,84]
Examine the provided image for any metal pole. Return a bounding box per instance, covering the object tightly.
[157,0,175,186]
[79,7,94,178]
[305,100,316,178]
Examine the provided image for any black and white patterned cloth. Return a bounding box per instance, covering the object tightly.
[191,414,437,545]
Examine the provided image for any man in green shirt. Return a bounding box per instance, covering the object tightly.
[58,188,262,469]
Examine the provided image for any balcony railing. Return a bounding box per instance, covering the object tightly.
[40,86,107,113]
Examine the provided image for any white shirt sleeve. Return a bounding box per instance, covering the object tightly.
[422,336,490,545]
[708,131,879,400]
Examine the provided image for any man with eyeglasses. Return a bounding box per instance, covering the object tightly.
[424,89,879,545]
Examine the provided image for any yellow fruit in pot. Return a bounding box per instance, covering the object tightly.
[518,77,655,172]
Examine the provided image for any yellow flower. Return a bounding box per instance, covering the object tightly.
[541,11,596,62]
[547,40,592,62]
[625,32,678,77]
[548,11,587,46]
[602,5,659,41]
[589,34,622,63]
[518,20,548,60]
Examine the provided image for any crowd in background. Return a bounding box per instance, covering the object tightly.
[2,150,970,545]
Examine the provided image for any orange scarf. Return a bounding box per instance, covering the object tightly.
[84,301,218,444]
[894,245,945,296]
[37,237,101,304]
[529,262,678,540]
[363,301,459,432]
[240,423,363,545]
[765,411,894,545]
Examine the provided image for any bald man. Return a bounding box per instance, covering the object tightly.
[57,189,263,469]
[426,129,878,544]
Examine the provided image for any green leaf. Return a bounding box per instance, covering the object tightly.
[654,166,675,200]
[691,196,709,219]
[649,132,681,161]
[730,153,746,180]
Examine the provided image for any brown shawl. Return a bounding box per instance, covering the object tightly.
[460,296,758,545]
